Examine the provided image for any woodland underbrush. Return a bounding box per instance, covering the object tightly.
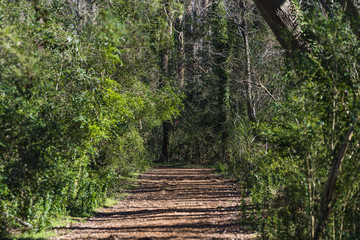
[0,1,181,237]
[222,8,360,239]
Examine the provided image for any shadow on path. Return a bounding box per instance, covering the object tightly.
[54,167,256,240]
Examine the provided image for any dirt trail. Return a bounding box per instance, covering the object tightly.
[54,167,256,239]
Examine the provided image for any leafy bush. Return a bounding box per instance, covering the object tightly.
[0,0,182,235]
[247,6,360,239]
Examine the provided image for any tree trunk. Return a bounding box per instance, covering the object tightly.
[160,120,172,162]
[185,0,194,83]
[314,122,356,240]
[250,0,359,238]
[252,0,360,52]
[240,13,256,122]
[211,1,231,163]
[252,0,303,52]
[177,1,187,88]
[179,27,185,87]
[159,0,174,162]
[1,211,32,228]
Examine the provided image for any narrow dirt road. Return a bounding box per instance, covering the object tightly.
[54,167,256,239]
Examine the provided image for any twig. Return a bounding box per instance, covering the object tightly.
[1,211,33,228]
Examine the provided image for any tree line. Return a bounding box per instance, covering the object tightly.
[0,0,359,239]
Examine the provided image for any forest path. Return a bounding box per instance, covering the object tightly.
[54,167,256,239]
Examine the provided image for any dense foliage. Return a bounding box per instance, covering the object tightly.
[220,3,360,239]
[0,0,182,235]
[0,0,359,239]
[250,6,360,238]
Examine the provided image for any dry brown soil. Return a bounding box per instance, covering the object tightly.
[54,167,256,239]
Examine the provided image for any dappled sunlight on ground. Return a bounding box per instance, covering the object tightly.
[53,168,256,239]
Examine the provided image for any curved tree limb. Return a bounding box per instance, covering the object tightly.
[251,0,304,53]
[314,120,356,240]
[1,211,33,228]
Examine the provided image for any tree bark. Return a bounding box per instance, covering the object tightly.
[250,0,359,238]
[239,8,256,122]
[177,1,188,88]
[252,0,360,51]
[160,120,172,162]
[2,211,33,228]
[211,1,231,163]
[314,121,356,240]
[252,0,303,52]
[179,27,185,87]
[184,0,194,83]
[159,0,174,162]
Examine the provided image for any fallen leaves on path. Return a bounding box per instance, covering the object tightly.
[54,167,256,239]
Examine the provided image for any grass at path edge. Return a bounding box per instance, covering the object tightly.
[11,163,229,239]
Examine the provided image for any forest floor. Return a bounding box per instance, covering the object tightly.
[53,167,256,239]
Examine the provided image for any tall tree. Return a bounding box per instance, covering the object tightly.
[247,1,360,239]
[211,0,232,162]
[236,0,257,122]
[251,0,303,52]
[252,0,360,50]
[159,0,175,162]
